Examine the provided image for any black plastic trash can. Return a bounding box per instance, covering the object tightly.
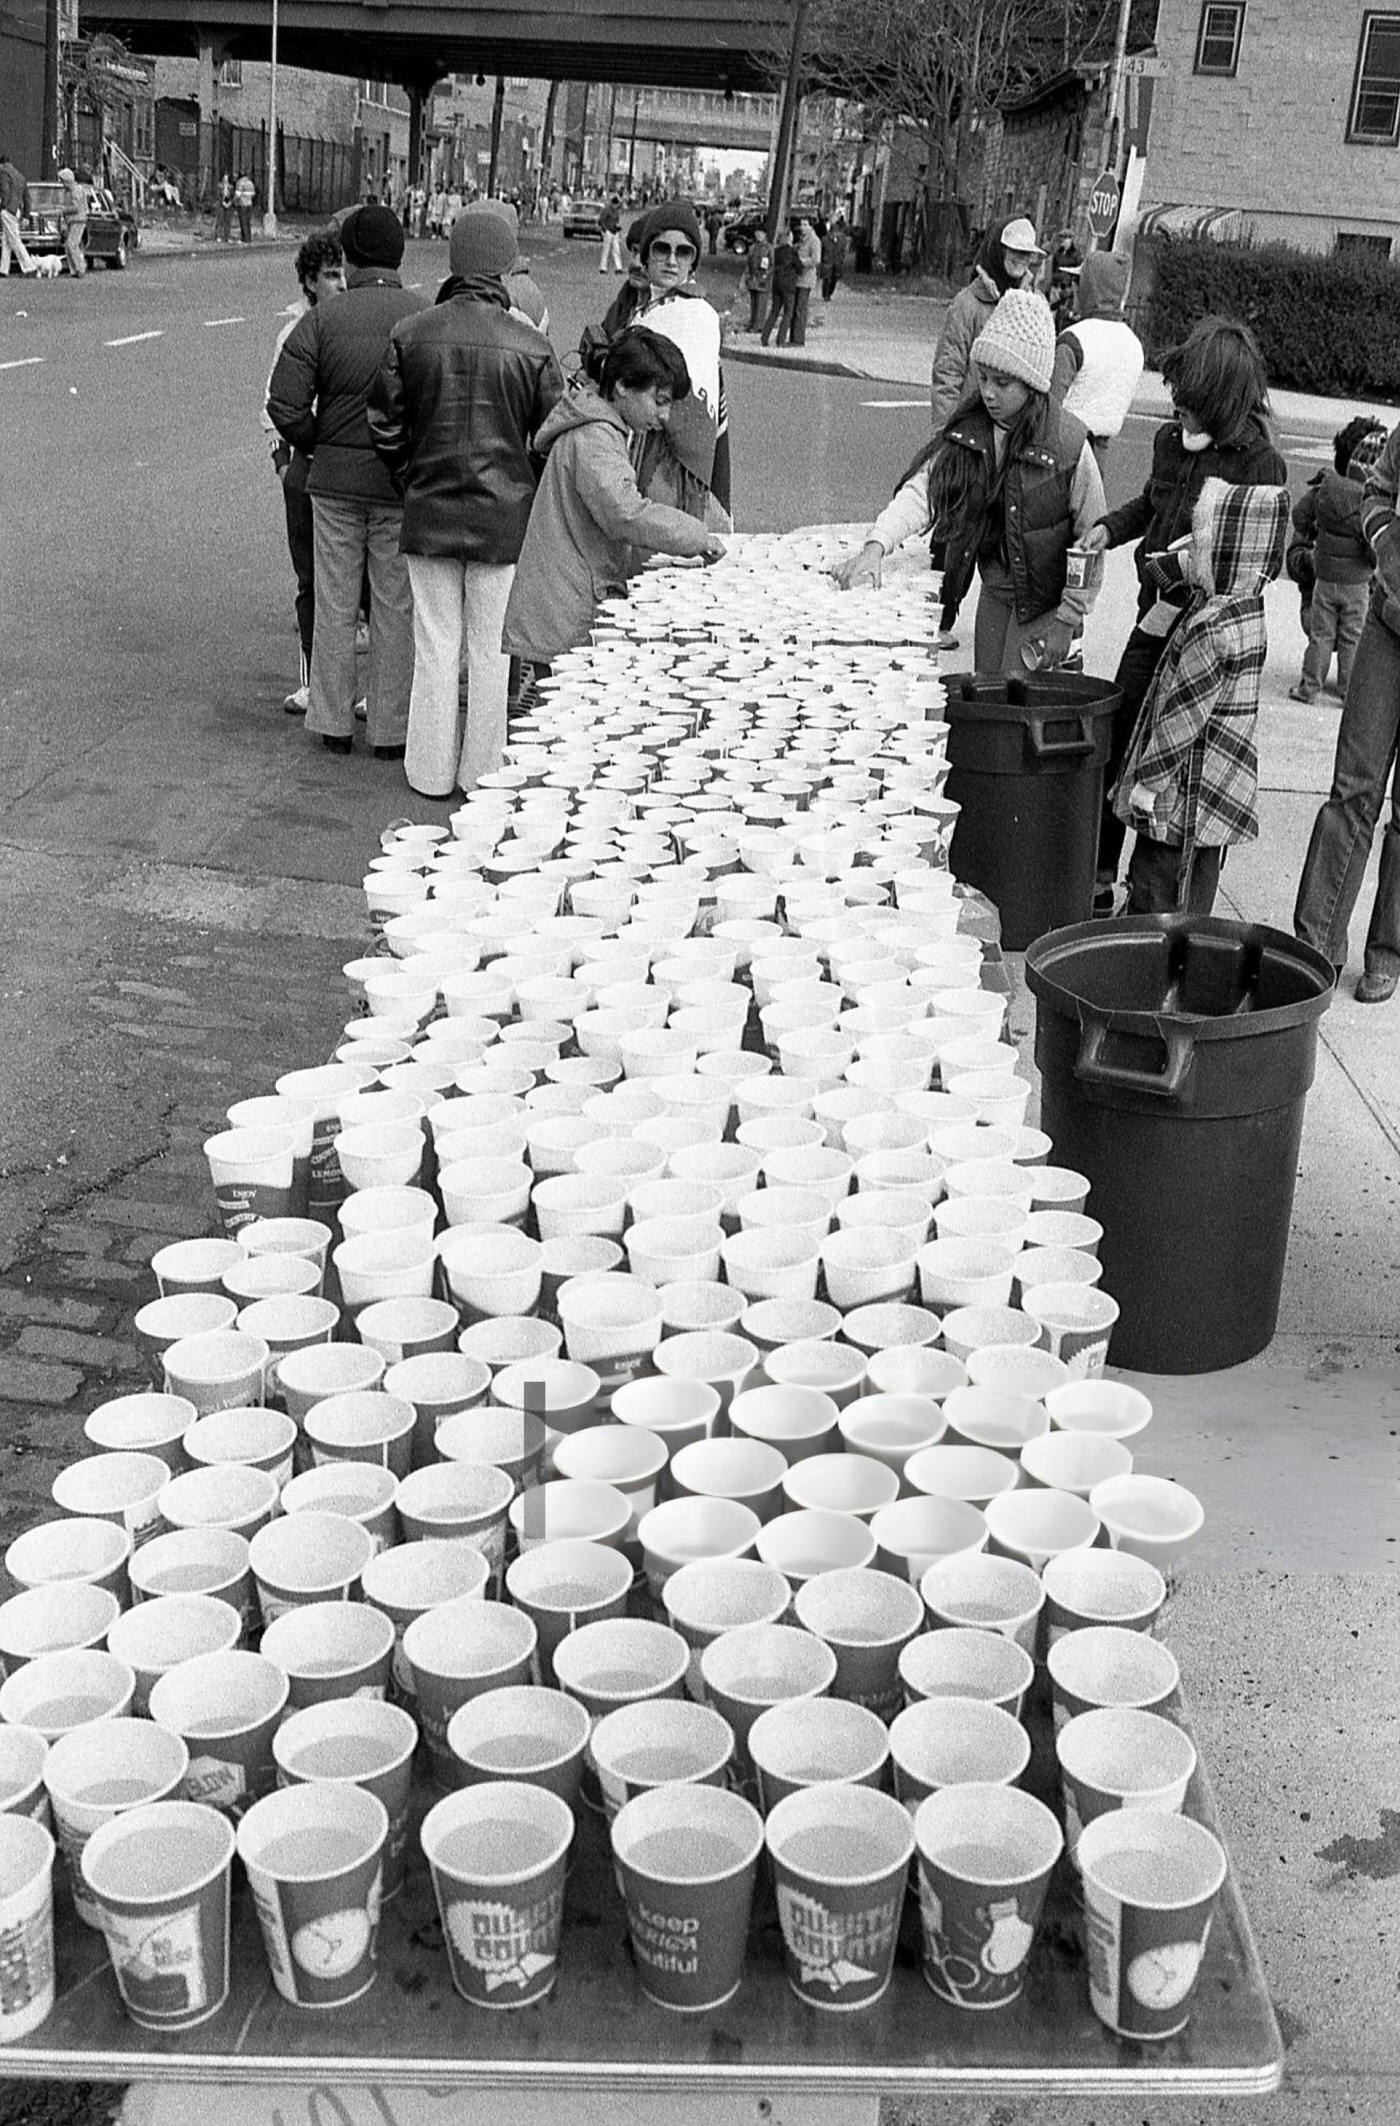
[942,673,1120,951]
[1025,916,1334,1373]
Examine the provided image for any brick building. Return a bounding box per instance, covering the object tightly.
[152,56,409,208]
[1140,0,1400,253]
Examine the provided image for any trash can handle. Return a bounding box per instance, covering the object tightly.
[1027,715,1097,760]
[1074,1010,1196,1099]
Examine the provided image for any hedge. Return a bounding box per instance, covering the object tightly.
[1140,235,1400,400]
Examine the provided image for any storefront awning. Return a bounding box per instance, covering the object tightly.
[1137,203,1243,242]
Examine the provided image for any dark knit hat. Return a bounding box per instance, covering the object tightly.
[342,204,404,269]
[635,199,704,261]
[449,202,518,278]
[1077,248,1131,317]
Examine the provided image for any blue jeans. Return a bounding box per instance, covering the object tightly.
[307,495,413,747]
[1294,605,1400,977]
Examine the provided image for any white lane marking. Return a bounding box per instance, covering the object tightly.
[204,315,246,327]
[861,399,927,408]
[0,357,44,370]
[105,330,164,347]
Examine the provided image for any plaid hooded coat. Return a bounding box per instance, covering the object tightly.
[1112,478,1289,870]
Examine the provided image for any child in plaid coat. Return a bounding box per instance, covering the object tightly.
[1112,477,1290,915]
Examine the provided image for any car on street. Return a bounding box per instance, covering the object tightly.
[721,209,768,255]
[21,181,139,269]
[562,197,605,240]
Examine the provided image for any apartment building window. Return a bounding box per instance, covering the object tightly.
[1336,231,1394,260]
[1349,15,1400,143]
[218,58,242,88]
[1194,4,1245,75]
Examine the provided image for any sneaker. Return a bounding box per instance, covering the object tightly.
[283,685,309,716]
[1356,968,1398,1004]
[1288,684,1318,703]
[353,698,368,723]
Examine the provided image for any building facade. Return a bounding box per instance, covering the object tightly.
[1141,0,1400,252]
[152,56,409,208]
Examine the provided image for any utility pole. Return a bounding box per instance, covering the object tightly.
[1102,0,1134,177]
[262,0,279,233]
[765,0,810,239]
[487,72,505,194]
[627,86,641,193]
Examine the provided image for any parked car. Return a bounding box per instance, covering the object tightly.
[21,181,139,269]
[721,210,768,256]
[562,198,605,240]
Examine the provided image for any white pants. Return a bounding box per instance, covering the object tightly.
[405,554,514,797]
[0,210,33,276]
[599,229,624,272]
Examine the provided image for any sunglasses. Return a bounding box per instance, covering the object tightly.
[650,241,697,262]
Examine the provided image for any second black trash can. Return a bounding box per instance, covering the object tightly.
[942,673,1120,951]
[1026,916,1334,1373]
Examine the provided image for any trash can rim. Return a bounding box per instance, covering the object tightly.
[1024,914,1335,1041]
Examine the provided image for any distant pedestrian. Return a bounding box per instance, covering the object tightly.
[1287,420,1384,702]
[269,205,425,758]
[264,227,346,716]
[742,226,772,331]
[370,205,562,796]
[1050,248,1144,471]
[429,187,447,237]
[215,173,234,243]
[446,187,463,226]
[761,231,799,347]
[598,194,624,274]
[0,150,36,277]
[790,216,821,345]
[1295,417,1400,1003]
[930,214,1045,433]
[1111,478,1288,916]
[705,203,724,256]
[820,217,848,301]
[234,172,255,243]
[57,168,87,276]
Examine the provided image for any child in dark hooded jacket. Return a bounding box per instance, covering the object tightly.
[1112,477,1289,915]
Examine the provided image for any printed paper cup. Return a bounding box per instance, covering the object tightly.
[983,1486,1099,1574]
[766,1783,914,2011]
[203,1126,296,1237]
[258,1599,397,1711]
[610,1782,763,2012]
[248,1512,375,1627]
[182,1407,298,1490]
[551,1618,690,1733]
[81,1800,234,2029]
[699,1624,837,1786]
[1040,1549,1168,1648]
[755,1508,877,1589]
[106,1595,243,1716]
[0,1728,52,1828]
[0,1583,120,1677]
[1089,1474,1205,1578]
[162,1330,270,1420]
[0,1815,55,2039]
[277,1342,387,1428]
[792,1568,924,1721]
[237,1781,388,2007]
[903,1443,1021,1509]
[636,1497,762,1602]
[898,1629,1035,1717]
[504,1540,634,1689]
[1046,1625,1181,1732]
[748,1697,891,1814]
[147,1649,289,1817]
[920,1552,1045,1654]
[303,1391,417,1481]
[913,1782,1063,2009]
[84,1392,198,1471]
[5,1518,132,1608]
[0,1648,135,1741]
[394,1462,514,1586]
[1056,1705,1198,1853]
[151,1238,247,1299]
[273,1697,418,1898]
[447,1686,592,1810]
[52,1452,170,1550]
[402,1596,538,1782]
[421,1781,573,2009]
[889,1696,1030,1811]
[128,1526,253,1634]
[589,1698,735,1820]
[42,1717,189,1928]
[1022,1283,1119,1375]
[1044,1381,1153,1442]
[509,1477,633,1555]
[661,1557,793,1700]
[1077,1808,1228,2040]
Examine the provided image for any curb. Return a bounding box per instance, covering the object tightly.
[724,343,874,383]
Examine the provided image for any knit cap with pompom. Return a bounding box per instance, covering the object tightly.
[970,288,1057,395]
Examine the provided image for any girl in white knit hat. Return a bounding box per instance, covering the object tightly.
[837,288,1105,676]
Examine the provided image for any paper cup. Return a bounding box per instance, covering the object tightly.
[636,1496,762,1601]
[747,1697,890,1814]
[239,1214,335,1279]
[738,1297,842,1353]
[940,1304,1040,1366]
[1047,1625,1181,1732]
[259,1600,397,1711]
[941,1385,1048,1456]
[754,1508,877,1588]
[81,1800,234,2029]
[652,1331,760,1420]
[1076,1809,1228,2040]
[355,1296,462,1367]
[903,1443,1021,1510]
[83,1392,197,1473]
[273,1698,418,1898]
[128,1527,253,1633]
[761,1337,867,1408]
[1056,1704,1197,1855]
[837,1395,945,1480]
[792,1567,924,1721]
[1045,1381,1153,1441]
[869,1495,988,1583]
[965,1345,1073,1401]
[182,1407,297,1490]
[916,1237,1020,1311]
[0,1728,51,1830]
[611,1376,721,1460]
[551,1428,668,1539]
[984,1486,1099,1574]
[303,1391,417,1481]
[504,1540,633,1689]
[898,1629,1035,1717]
[163,1331,270,1420]
[0,1583,121,1677]
[655,1281,750,1335]
[394,1461,513,1582]
[248,1512,375,1626]
[359,1543,490,1700]
[235,1296,341,1398]
[610,1783,763,2012]
[42,1717,189,1928]
[147,1649,288,1816]
[446,1685,592,1809]
[133,1293,240,1386]
[551,1618,690,1734]
[204,1126,296,1236]
[889,1696,1030,1813]
[0,1814,55,2038]
[421,1781,573,2008]
[1089,1474,1205,1577]
[237,1780,388,2006]
[729,1383,839,1462]
[659,1557,792,1699]
[864,1348,967,1401]
[1040,1549,1168,1647]
[222,1252,324,1304]
[151,1238,247,1298]
[437,1228,542,1321]
[920,1551,1044,1653]
[1021,1282,1119,1375]
[556,1273,663,1383]
[106,1595,243,1716]
[403,1596,538,1782]
[457,1316,563,1373]
[699,1623,837,1784]
[52,1452,170,1550]
[765,1783,914,2011]
[0,1648,135,1741]
[590,1698,735,1820]
[913,1782,1063,2008]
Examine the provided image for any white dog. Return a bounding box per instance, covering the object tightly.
[30,255,63,279]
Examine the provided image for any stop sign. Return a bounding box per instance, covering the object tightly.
[1087,169,1121,240]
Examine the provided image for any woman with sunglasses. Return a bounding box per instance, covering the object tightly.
[623,200,732,529]
[836,289,1105,676]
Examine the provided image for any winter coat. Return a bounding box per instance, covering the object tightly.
[938,397,1099,626]
[770,241,800,295]
[1291,467,1371,585]
[1360,420,1400,637]
[1112,478,1289,864]
[929,269,999,434]
[269,267,425,506]
[501,390,714,663]
[743,234,773,292]
[793,226,822,290]
[368,281,563,561]
[1097,413,1287,621]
